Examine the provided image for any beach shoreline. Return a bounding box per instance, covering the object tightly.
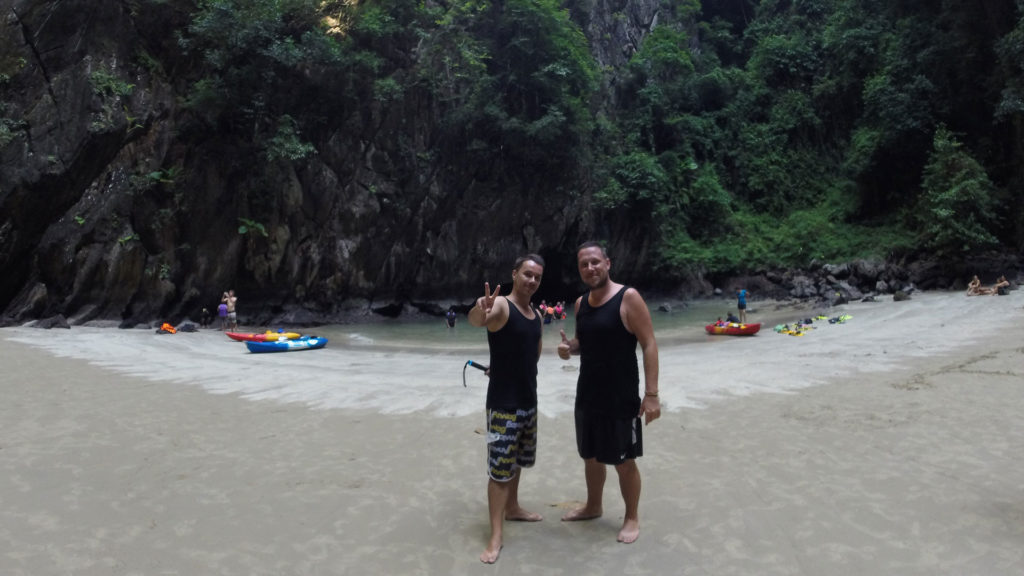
[2,290,1023,574]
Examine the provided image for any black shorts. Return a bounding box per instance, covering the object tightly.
[574,409,642,465]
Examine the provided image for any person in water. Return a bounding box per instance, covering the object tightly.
[445,306,457,328]
[557,241,660,544]
[467,254,546,564]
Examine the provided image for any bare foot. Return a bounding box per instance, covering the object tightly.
[506,506,543,522]
[561,506,602,521]
[617,518,640,543]
[479,543,502,564]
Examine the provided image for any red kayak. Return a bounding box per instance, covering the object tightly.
[705,322,761,336]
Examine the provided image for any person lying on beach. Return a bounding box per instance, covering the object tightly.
[966,275,982,296]
[967,275,994,295]
[991,275,1010,295]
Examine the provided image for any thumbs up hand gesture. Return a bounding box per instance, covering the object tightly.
[557,329,573,360]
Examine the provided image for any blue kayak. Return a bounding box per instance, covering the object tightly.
[245,336,328,353]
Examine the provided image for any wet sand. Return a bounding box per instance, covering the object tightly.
[2,291,1023,575]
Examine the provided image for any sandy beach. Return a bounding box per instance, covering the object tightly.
[2,290,1023,575]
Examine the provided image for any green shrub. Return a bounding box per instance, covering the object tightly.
[917,126,999,255]
[89,69,135,98]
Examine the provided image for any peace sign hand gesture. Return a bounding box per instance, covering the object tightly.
[479,282,500,316]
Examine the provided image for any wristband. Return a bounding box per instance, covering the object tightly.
[645,392,658,397]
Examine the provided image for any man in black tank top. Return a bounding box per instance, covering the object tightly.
[467,254,545,564]
[557,241,661,544]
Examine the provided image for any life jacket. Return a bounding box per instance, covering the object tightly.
[160,322,176,334]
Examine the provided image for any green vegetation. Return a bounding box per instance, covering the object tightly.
[134,48,164,78]
[147,166,182,184]
[0,117,19,148]
[918,126,999,256]
[0,99,23,147]
[237,217,268,237]
[180,0,364,142]
[265,115,315,161]
[89,69,135,98]
[170,0,1024,277]
[0,53,26,83]
[592,0,1024,272]
[124,106,144,131]
[87,67,136,132]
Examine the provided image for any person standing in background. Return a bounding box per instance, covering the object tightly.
[217,300,228,330]
[736,288,749,323]
[222,290,238,331]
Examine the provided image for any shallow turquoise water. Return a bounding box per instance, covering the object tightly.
[302,299,746,353]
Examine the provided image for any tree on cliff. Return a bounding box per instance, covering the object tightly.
[918,126,1000,256]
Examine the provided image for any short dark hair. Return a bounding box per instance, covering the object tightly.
[575,241,607,258]
[514,253,545,270]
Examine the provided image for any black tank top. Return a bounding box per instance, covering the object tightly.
[576,286,640,417]
[486,297,541,409]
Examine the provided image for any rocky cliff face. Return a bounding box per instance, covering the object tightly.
[569,0,665,103]
[3,1,196,324]
[5,1,1004,328]
[1,0,679,327]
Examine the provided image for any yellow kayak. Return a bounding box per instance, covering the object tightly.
[226,331,302,342]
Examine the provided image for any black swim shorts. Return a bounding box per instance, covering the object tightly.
[574,409,642,465]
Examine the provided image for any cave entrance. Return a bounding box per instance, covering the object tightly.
[531,248,578,307]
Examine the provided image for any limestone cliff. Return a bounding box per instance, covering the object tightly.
[1,0,678,326]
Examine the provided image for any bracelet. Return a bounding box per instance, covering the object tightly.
[645,392,658,397]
